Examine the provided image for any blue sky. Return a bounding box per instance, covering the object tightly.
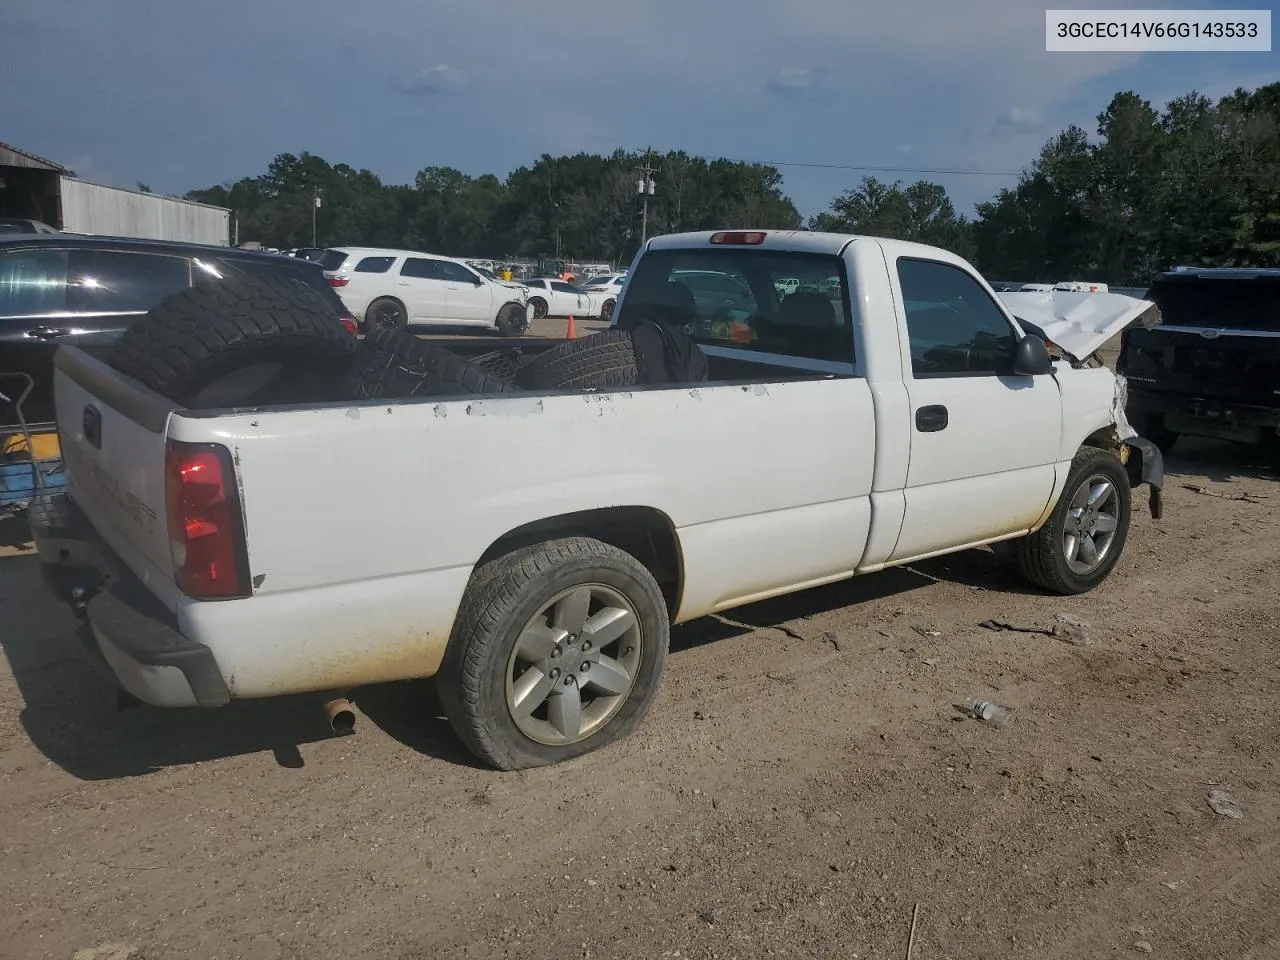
[1,0,1275,221]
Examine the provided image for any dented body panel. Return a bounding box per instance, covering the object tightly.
[32,231,1164,710]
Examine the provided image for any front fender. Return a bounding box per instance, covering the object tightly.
[1121,436,1164,520]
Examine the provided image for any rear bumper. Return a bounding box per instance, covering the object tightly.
[29,494,230,708]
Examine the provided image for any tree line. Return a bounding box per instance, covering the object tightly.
[185,82,1280,283]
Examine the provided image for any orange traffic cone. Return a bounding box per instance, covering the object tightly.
[566,315,577,339]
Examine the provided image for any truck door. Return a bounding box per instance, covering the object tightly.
[887,255,1061,562]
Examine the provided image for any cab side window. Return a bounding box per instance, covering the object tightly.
[896,258,1018,377]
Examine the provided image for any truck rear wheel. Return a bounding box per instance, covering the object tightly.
[437,537,670,770]
[1011,447,1132,595]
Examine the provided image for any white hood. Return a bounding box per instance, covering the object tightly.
[998,290,1162,361]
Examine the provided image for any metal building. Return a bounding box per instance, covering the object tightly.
[0,141,230,245]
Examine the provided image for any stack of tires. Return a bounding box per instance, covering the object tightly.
[106,272,658,409]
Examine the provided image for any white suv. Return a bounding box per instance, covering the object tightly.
[318,247,532,336]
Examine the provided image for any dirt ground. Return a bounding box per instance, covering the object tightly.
[2,370,1279,959]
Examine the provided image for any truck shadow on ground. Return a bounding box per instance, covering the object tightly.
[3,540,1046,781]
[1164,436,1279,486]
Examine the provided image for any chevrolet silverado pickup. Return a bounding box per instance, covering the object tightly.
[30,229,1164,770]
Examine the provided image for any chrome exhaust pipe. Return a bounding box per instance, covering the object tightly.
[324,697,356,734]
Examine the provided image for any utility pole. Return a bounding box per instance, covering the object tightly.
[637,148,657,243]
[312,186,322,247]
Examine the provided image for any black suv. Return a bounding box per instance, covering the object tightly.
[1117,267,1280,455]
[0,234,358,423]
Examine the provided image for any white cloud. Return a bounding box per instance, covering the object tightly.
[766,68,830,99]
[392,63,468,96]
[993,106,1046,138]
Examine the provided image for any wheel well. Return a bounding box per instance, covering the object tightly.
[1081,425,1121,450]
[1079,426,1148,490]
[476,507,683,616]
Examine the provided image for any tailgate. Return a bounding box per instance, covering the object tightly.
[1121,327,1280,406]
[51,346,179,600]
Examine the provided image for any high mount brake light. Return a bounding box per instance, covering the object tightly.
[710,231,767,245]
[164,440,251,600]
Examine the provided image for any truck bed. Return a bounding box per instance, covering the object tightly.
[50,340,876,699]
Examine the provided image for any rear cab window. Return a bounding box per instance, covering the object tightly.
[616,248,854,365]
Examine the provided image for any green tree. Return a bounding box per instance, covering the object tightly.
[810,176,974,258]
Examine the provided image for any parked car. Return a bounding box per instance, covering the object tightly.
[520,277,603,319]
[29,228,1163,771]
[1117,266,1280,455]
[578,273,627,319]
[0,234,357,424]
[319,246,531,336]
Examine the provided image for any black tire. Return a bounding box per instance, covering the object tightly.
[530,297,548,319]
[470,348,527,382]
[437,537,670,770]
[495,302,529,338]
[1011,447,1132,595]
[346,326,517,399]
[601,298,617,322]
[513,329,639,391]
[366,297,407,332]
[109,273,355,409]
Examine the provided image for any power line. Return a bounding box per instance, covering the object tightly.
[719,157,1024,177]
[628,147,1023,178]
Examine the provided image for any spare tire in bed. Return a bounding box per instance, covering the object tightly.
[346,327,518,400]
[512,323,710,391]
[512,329,641,391]
[109,273,356,409]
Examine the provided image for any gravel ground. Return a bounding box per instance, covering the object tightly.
[1,375,1277,959]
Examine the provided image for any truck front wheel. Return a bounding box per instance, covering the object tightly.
[1012,447,1132,595]
[438,537,670,770]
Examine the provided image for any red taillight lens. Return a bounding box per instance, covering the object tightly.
[164,440,250,600]
[327,276,349,287]
[710,231,766,245]
[339,314,358,336]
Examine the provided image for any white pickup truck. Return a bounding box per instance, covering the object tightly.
[30,229,1164,771]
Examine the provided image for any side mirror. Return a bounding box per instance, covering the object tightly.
[1012,334,1053,376]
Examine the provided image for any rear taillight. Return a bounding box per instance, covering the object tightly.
[327,276,349,288]
[164,440,250,600]
[339,314,358,336]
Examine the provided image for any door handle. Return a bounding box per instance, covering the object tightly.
[397,281,410,287]
[26,326,70,340]
[915,404,948,432]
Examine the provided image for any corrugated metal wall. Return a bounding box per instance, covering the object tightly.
[58,177,230,246]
